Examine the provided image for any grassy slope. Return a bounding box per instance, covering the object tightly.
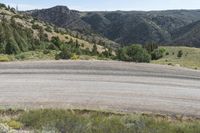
[0,7,105,53]
[0,109,200,133]
[0,50,109,62]
[151,46,200,69]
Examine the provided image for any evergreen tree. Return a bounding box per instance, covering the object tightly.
[5,38,20,54]
[92,44,98,55]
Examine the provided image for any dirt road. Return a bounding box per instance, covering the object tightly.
[0,60,200,116]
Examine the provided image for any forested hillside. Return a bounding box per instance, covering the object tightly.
[27,6,200,47]
[0,3,113,60]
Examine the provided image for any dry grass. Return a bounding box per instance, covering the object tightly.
[151,46,200,70]
[1,109,200,133]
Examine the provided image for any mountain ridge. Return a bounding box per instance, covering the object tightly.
[25,5,200,47]
[81,9,200,47]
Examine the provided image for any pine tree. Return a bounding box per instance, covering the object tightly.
[92,44,98,55]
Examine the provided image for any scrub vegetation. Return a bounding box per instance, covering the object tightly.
[1,109,200,133]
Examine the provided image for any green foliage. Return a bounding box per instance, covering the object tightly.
[47,43,59,50]
[7,120,22,129]
[0,3,6,8]
[71,53,80,60]
[10,8,16,13]
[43,49,50,54]
[17,109,200,133]
[32,24,42,30]
[38,28,48,42]
[55,47,71,60]
[0,18,37,54]
[5,38,20,54]
[117,44,151,63]
[92,44,98,55]
[151,46,200,70]
[14,50,57,60]
[151,48,166,60]
[101,47,113,58]
[144,43,159,53]
[177,50,183,58]
[0,6,110,60]
[45,26,52,33]
[51,36,62,49]
[12,15,23,19]
[0,43,5,54]
[0,55,10,62]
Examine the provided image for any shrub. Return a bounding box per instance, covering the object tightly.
[65,36,69,39]
[48,43,59,50]
[144,43,158,53]
[15,54,26,60]
[43,49,50,54]
[55,48,71,60]
[7,120,22,129]
[12,15,23,19]
[0,55,10,62]
[92,44,98,55]
[32,24,42,30]
[177,50,183,58]
[18,109,200,133]
[117,45,151,63]
[45,26,52,33]
[151,48,165,60]
[5,39,20,54]
[0,4,6,8]
[51,36,62,50]
[71,53,80,60]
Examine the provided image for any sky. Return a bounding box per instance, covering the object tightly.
[1,0,200,11]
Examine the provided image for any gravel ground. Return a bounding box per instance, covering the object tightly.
[0,60,200,116]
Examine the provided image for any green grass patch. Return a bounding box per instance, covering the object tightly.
[14,50,58,61]
[151,46,200,70]
[0,50,58,62]
[0,55,11,62]
[1,109,199,133]
[7,120,22,129]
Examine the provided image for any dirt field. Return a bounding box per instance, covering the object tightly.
[0,60,200,116]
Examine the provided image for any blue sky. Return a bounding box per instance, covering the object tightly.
[1,0,200,11]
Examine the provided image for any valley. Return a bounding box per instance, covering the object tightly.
[1,2,200,132]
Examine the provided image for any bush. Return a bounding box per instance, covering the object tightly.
[51,36,62,50]
[92,44,98,55]
[0,4,6,9]
[0,55,10,62]
[144,43,158,53]
[32,24,42,30]
[151,48,165,60]
[5,39,20,54]
[45,26,52,33]
[15,54,26,60]
[71,53,80,60]
[7,120,22,129]
[55,48,71,60]
[117,45,151,63]
[43,49,50,54]
[177,50,183,58]
[18,109,200,133]
[48,43,59,50]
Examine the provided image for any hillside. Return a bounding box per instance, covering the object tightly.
[171,20,200,47]
[152,46,200,69]
[0,3,109,58]
[26,6,119,48]
[27,6,200,47]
